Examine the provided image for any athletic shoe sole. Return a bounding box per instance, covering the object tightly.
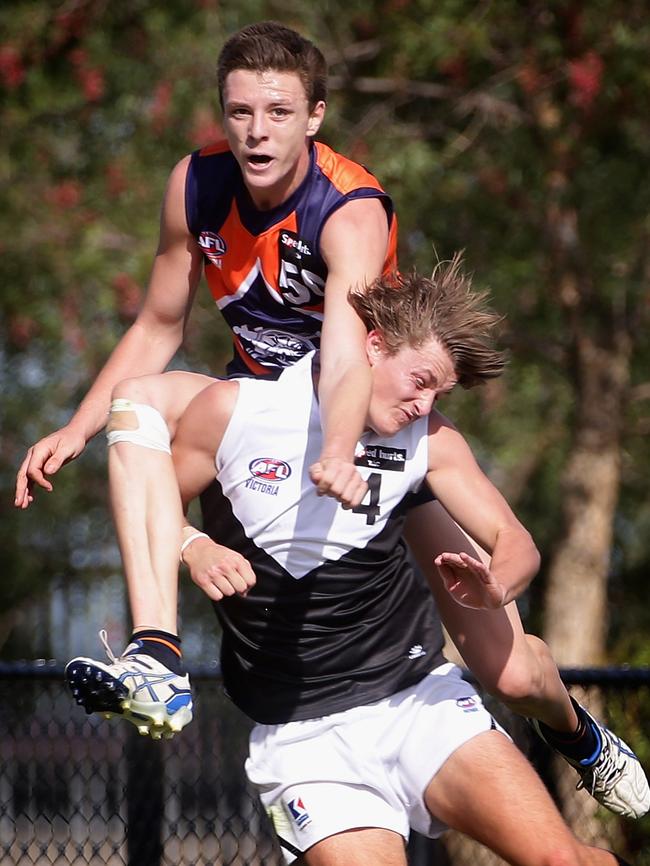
[65,659,193,740]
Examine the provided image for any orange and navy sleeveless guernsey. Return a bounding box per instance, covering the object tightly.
[185,140,398,377]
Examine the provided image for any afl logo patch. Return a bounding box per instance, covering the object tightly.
[198,231,227,266]
[249,458,292,482]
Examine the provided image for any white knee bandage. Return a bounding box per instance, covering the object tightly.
[106,399,171,454]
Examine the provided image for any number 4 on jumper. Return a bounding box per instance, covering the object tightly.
[352,472,381,525]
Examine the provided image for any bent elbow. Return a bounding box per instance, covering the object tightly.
[525,534,542,582]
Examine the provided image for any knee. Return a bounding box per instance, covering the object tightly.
[486,638,548,706]
[110,372,198,437]
[488,666,541,706]
[107,379,172,455]
[112,375,153,403]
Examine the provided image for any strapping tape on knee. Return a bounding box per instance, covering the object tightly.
[106,399,171,454]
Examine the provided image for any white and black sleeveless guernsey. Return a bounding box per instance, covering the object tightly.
[200,353,446,724]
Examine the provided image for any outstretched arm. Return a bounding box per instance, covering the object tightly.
[425,410,540,608]
[310,196,390,509]
[15,155,203,508]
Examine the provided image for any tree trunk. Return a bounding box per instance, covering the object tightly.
[543,333,630,665]
[542,327,630,842]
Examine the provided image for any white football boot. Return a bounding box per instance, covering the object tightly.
[65,630,193,740]
[531,705,650,818]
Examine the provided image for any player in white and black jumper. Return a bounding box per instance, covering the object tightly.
[170,263,638,866]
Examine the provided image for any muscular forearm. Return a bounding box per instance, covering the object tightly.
[489,526,541,605]
[68,318,183,442]
[318,360,372,462]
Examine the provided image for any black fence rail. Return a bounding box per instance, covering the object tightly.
[2,664,650,866]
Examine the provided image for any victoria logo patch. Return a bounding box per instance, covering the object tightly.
[245,457,292,496]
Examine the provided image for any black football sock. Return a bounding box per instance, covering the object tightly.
[125,629,184,675]
[537,698,601,765]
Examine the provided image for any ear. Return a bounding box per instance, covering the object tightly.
[306,100,326,138]
[366,329,387,366]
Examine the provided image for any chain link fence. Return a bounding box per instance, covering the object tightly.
[2,663,649,865]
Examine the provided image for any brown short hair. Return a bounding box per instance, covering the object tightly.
[349,254,506,388]
[217,21,328,110]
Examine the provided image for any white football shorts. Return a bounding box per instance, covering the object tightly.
[245,662,507,863]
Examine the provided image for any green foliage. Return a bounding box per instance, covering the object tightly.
[2,0,649,656]
[0,0,257,615]
[317,0,650,592]
[1,1,649,854]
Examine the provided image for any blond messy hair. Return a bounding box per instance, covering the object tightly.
[349,254,506,388]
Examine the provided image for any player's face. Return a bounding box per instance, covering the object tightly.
[222,69,325,210]
[366,334,457,437]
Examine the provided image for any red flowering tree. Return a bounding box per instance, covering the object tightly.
[1,0,649,855]
[0,1,232,633]
[2,0,650,768]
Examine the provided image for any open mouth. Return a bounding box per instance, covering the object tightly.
[247,154,272,167]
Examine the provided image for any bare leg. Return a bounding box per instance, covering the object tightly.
[303,828,406,866]
[108,370,215,633]
[406,501,650,820]
[404,501,577,732]
[425,730,621,866]
[64,370,217,736]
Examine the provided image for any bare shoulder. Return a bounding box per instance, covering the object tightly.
[322,195,387,231]
[162,154,192,205]
[426,408,474,469]
[159,155,193,235]
[168,153,193,187]
[427,407,459,436]
[319,197,388,270]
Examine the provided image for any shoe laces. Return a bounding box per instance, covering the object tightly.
[99,629,118,664]
[576,730,624,796]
